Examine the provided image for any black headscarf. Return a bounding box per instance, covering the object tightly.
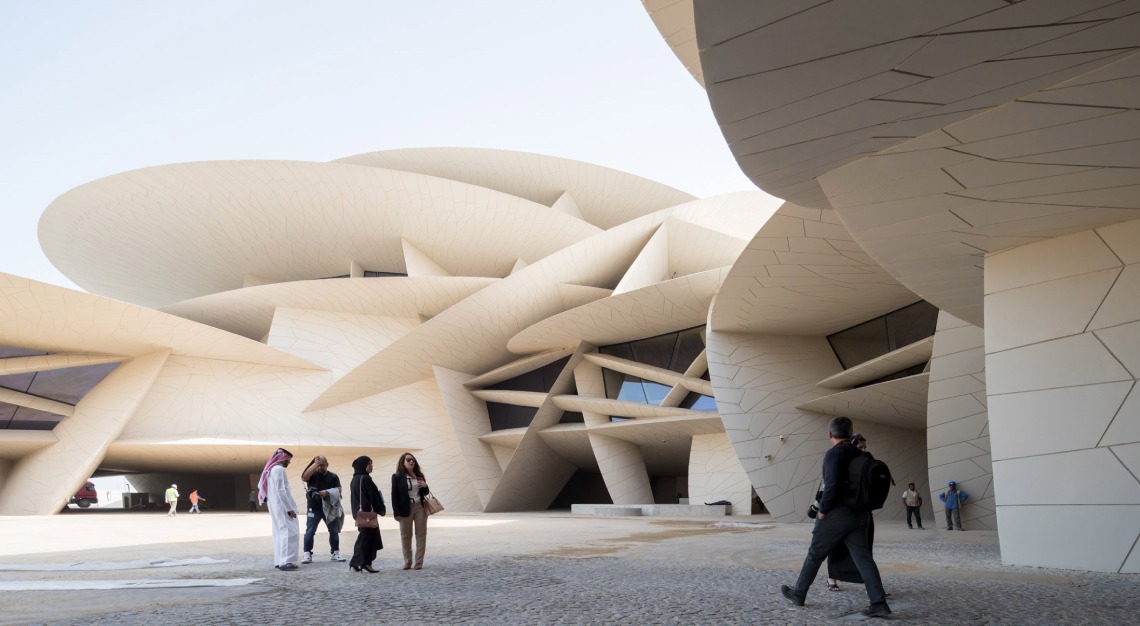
[350,456,383,516]
[352,455,372,475]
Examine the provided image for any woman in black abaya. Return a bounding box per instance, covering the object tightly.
[349,455,385,572]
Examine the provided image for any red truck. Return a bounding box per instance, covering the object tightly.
[69,481,99,508]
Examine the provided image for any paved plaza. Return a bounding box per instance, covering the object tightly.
[0,511,1136,624]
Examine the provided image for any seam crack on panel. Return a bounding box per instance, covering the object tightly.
[1095,380,1135,449]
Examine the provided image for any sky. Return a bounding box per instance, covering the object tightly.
[0,1,767,292]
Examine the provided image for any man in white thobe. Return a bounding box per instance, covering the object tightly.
[258,448,300,570]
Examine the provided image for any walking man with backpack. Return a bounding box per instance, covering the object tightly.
[781,416,891,617]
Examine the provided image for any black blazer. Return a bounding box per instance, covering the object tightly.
[391,472,429,518]
[350,473,385,517]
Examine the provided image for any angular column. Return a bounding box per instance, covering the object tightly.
[588,434,653,505]
[927,312,995,530]
[688,432,752,514]
[985,221,1140,572]
[433,365,501,509]
[0,350,169,515]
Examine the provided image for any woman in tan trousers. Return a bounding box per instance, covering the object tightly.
[391,452,430,569]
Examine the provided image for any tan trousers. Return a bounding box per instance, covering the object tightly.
[397,501,427,565]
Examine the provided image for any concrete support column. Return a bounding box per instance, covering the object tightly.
[589,433,653,504]
[985,221,1140,572]
[0,350,170,515]
[688,432,752,515]
[927,312,995,529]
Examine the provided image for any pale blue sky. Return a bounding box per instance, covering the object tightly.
[1,1,764,290]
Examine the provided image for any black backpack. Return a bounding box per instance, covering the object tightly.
[844,451,894,511]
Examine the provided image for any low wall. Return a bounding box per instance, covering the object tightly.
[571,504,729,517]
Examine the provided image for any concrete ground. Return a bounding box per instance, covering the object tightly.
[0,510,1137,624]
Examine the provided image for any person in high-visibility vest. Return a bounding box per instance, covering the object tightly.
[165,484,180,517]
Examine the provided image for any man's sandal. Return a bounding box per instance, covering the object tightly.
[828,583,841,592]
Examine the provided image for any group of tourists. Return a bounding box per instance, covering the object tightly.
[256,448,432,573]
[251,424,967,618]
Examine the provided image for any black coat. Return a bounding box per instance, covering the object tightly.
[350,473,385,517]
[391,472,429,518]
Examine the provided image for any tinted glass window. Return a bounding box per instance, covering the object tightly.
[0,346,46,359]
[670,328,705,373]
[27,363,120,405]
[629,333,676,370]
[486,402,537,431]
[558,411,584,424]
[827,301,938,369]
[828,316,889,370]
[2,404,64,430]
[486,357,570,393]
[886,301,939,349]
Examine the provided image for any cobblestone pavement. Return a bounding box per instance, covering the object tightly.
[1,514,1137,625]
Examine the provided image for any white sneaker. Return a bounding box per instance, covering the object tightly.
[331,551,346,562]
[301,551,312,564]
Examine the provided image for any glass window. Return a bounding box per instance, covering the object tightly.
[1,403,64,430]
[643,381,672,405]
[26,363,120,405]
[486,402,537,431]
[0,372,36,394]
[886,301,939,349]
[856,362,928,388]
[0,346,46,359]
[363,271,408,278]
[629,333,677,370]
[670,327,705,373]
[486,357,570,393]
[681,392,717,410]
[558,411,584,424]
[827,316,889,370]
[615,377,648,403]
[827,301,938,369]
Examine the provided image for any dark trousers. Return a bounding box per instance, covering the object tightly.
[792,506,887,604]
[350,527,382,568]
[303,505,341,553]
[249,501,258,512]
[906,505,922,528]
[945,507,962,530]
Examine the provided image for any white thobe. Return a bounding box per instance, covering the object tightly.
[267,464,300,566]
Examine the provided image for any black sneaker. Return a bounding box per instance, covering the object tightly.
[780,584,804,607]
[862,602,892,617]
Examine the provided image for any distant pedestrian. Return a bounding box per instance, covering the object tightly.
[300,455,345,564]
[249,488,259,512]
[940,481,968,531]
[189,489,205,514]
[164,484,179,517]
[902,483,923,529]
[259,448,300,570]
[780,417,890,617]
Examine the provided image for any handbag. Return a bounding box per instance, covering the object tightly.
[423,492,445,515]
[354,478,379,529]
